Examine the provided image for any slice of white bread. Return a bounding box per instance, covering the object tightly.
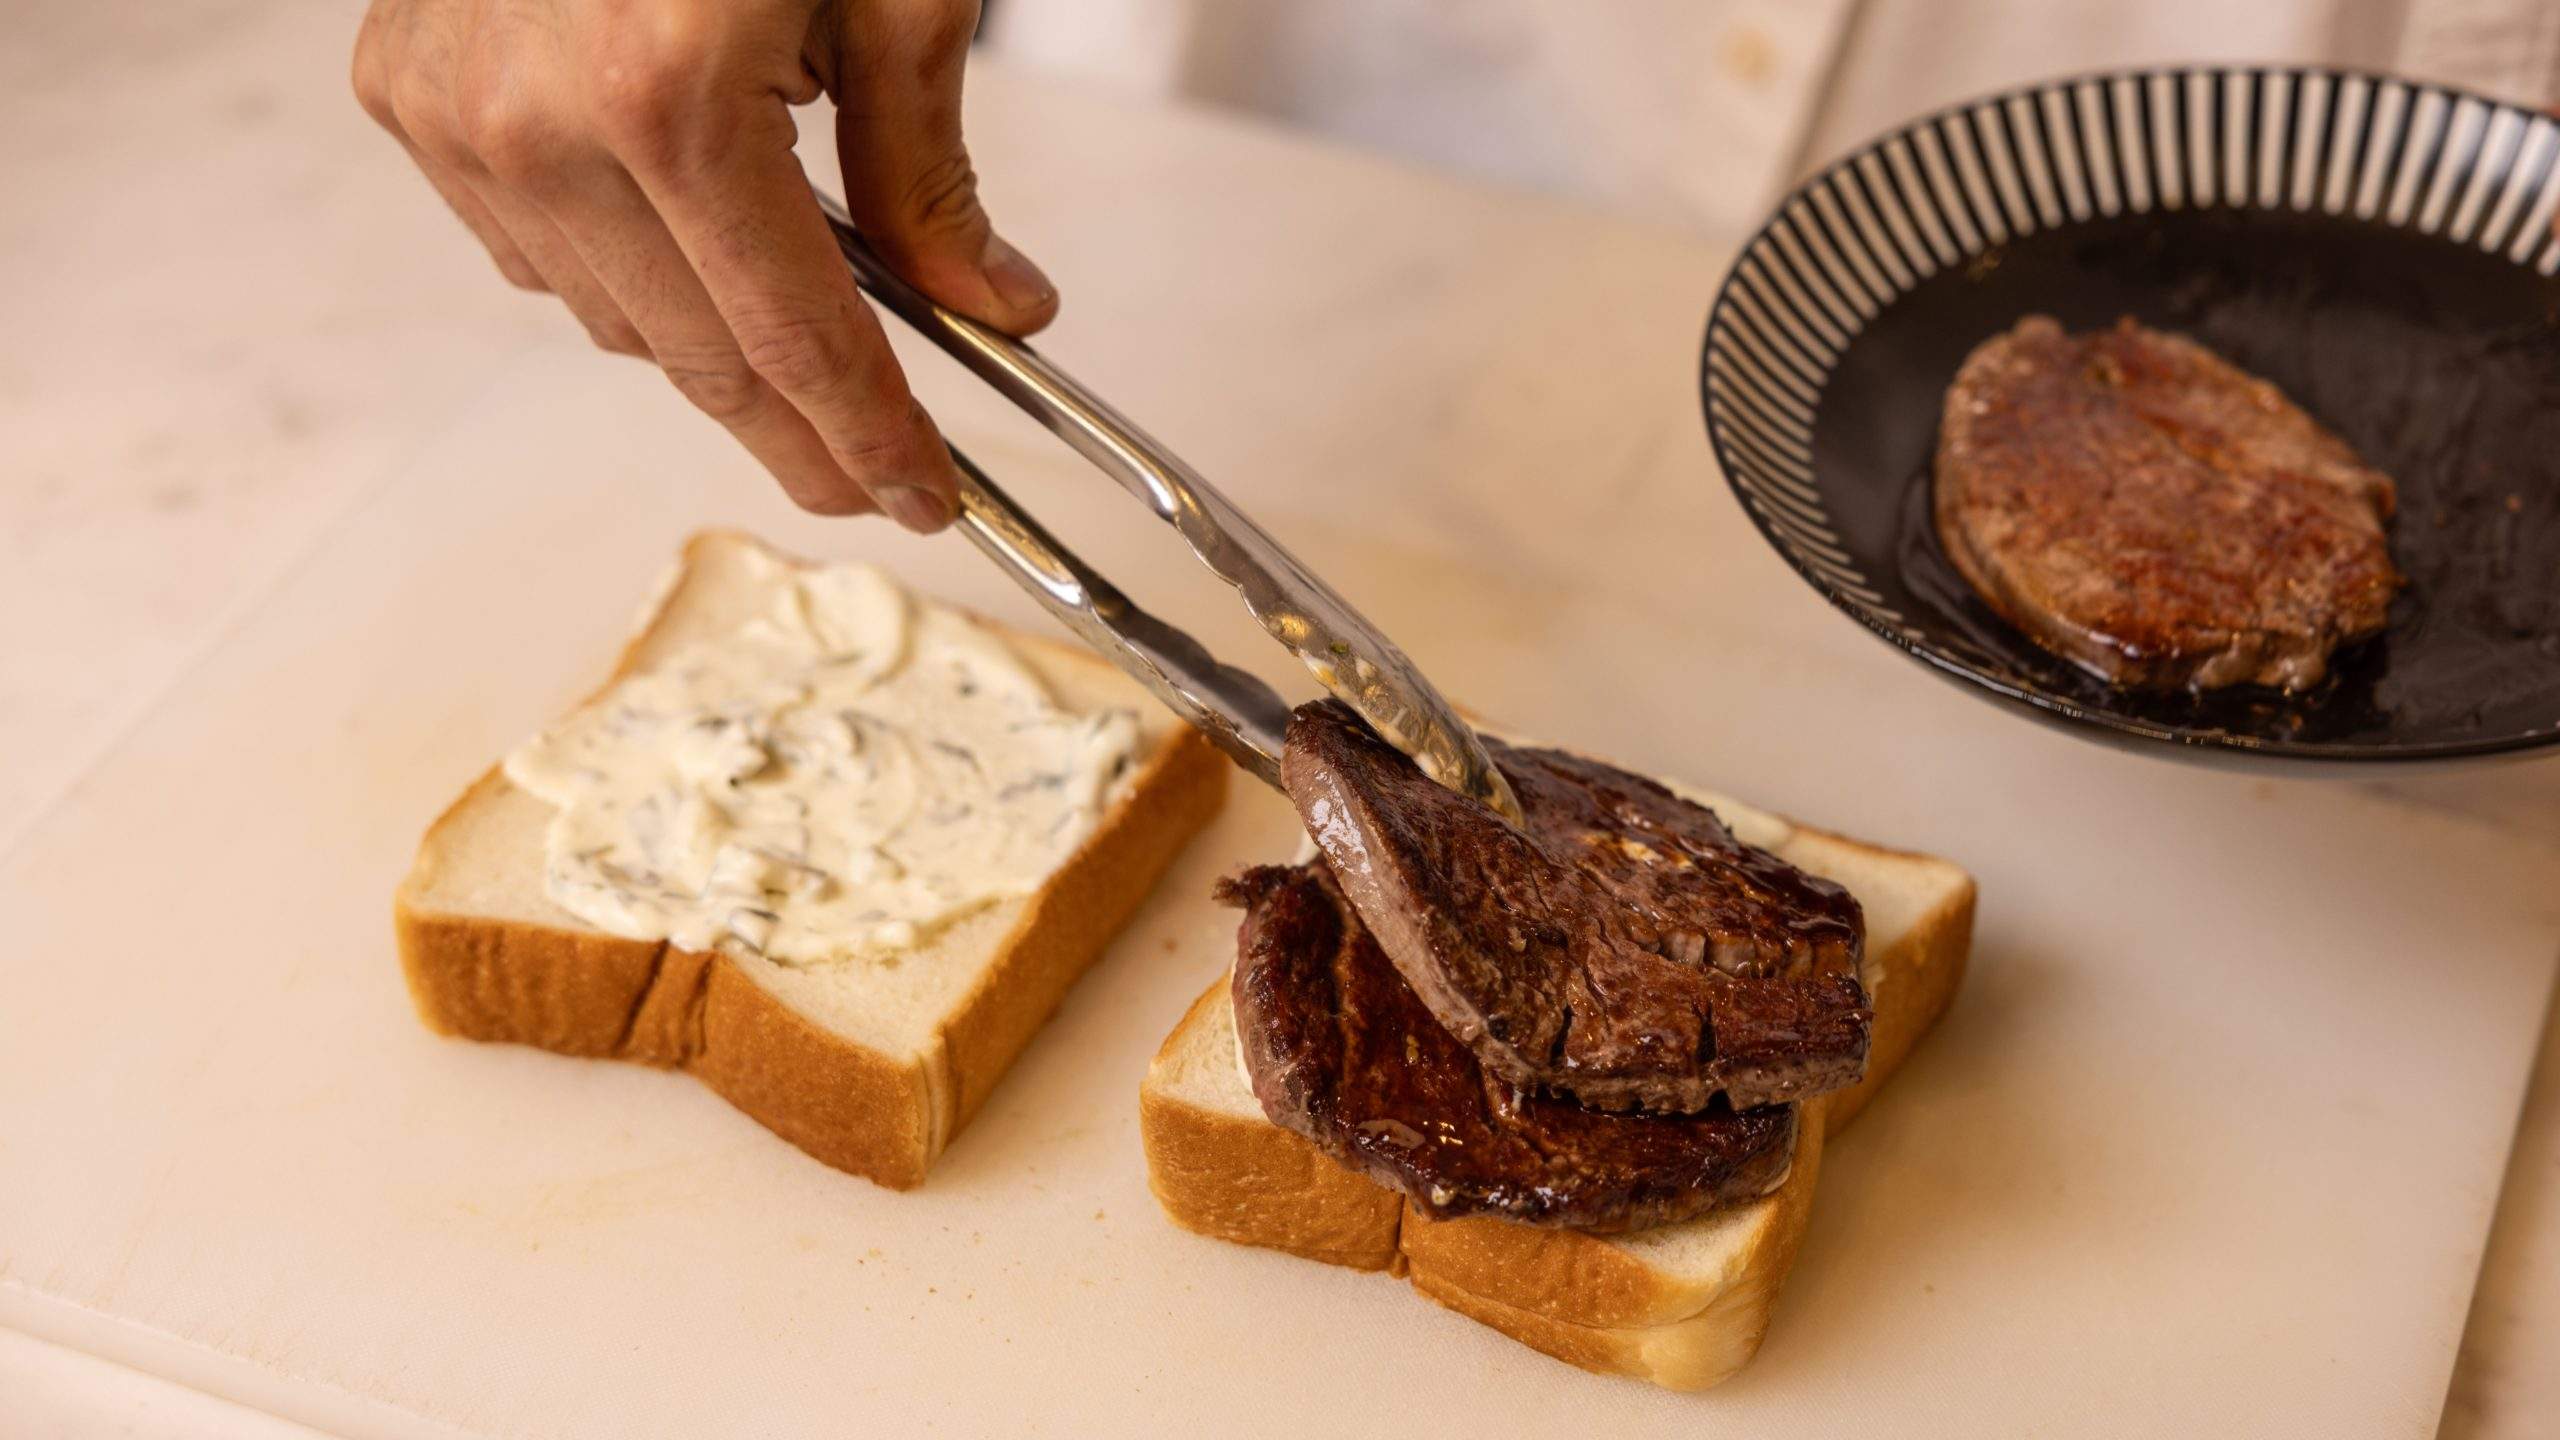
[399,531,1228,1189]
[1141,788,1972,1388]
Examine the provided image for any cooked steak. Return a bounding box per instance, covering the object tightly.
[1281,701,1869,1114]
[1935,315,2402,691]
[1223,862,1797,1231]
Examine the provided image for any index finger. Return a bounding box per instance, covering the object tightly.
[605,94,957,529]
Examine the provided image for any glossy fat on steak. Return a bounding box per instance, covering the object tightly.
[1281,701,1870,1115]
[1223,862,1797,1232]
[1935,316,2402,691]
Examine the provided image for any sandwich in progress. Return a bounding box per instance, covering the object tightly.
[398,532,1226,1188]
[1144,704,1971,1388]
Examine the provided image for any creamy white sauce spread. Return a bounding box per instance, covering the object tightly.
[505,557,1143,965]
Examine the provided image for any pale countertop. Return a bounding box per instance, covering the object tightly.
[4,2,2556,1434]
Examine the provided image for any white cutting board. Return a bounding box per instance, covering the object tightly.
[8,248,2560,1438]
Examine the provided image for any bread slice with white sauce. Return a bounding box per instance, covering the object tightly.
[398,531,1228,1189]
[1140,787,1972,1388]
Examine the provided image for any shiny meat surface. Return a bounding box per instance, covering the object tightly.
[1935,315,2402,691]
[1224,862,1797,1232]
[1282,701,1870,1114]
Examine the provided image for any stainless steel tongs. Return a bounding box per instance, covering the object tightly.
[817,191,1522,824]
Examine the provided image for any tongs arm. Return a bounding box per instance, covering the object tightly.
[816,191,1521,824]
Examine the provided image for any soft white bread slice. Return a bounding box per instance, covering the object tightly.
[400,531,1228,1189]
[1140,788,1971,1387]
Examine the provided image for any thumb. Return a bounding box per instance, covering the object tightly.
[824,1,1056,335]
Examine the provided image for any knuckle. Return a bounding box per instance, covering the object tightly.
[354,71,400,131]
[662,354,768,422]
[733,312,854,397]
[591,81,677,160]
[899,148,986,238]
[586,35,699,165]
[827,400,940,474]
[497,258,551,293]
[454,60,554,182]
[588,320,650,357]
[350,29,398,128]
[387,74,468,165]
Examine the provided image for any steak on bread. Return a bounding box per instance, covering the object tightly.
[1283,701,1870,1113]
[1142,777,1974,1390]
[1225,861,1796,1232]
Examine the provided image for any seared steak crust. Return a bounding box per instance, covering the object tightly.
[1282,701,1870,1114]
[1935,315,2402,691]
[1224,862,1797,1232]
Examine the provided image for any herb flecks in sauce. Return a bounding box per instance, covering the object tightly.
[505,555,1143,965]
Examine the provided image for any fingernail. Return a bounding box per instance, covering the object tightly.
[980,234,1056,314]
[877,483,954,533]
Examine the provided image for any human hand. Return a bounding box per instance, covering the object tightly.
[352,0,1056,530]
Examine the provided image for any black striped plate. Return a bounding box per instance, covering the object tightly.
[1702,67,2560,768]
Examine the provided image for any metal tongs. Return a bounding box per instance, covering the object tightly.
[817,191,1523,825]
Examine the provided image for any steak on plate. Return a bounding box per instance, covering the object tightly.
[1935,315,2402,691]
